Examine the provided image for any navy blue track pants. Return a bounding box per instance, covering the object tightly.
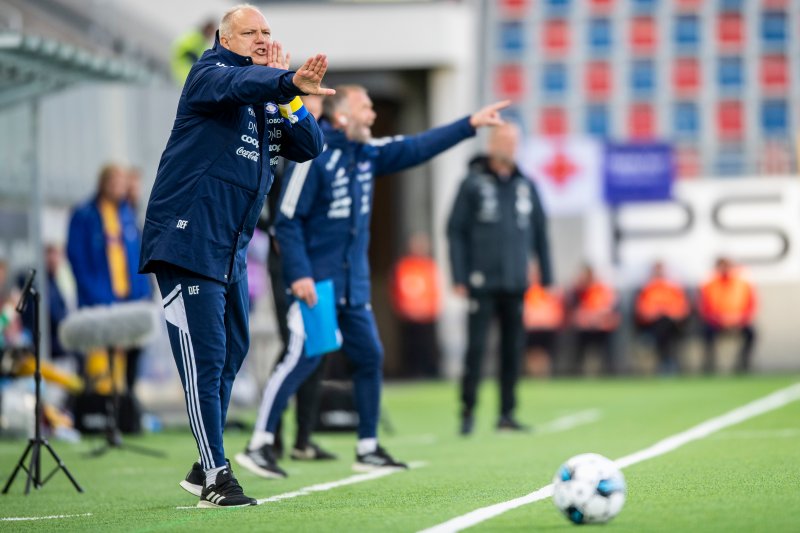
[255,302,383,439]
[155,264,249,469]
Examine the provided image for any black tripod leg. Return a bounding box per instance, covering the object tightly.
[2,440,33,494]
[25,441,40,494]
[43,441,83,493]
[80,349,165,459]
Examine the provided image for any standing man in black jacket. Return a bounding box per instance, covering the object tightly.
[447,123,552,435]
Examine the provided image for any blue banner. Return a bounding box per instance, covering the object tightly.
[604,143,674,204]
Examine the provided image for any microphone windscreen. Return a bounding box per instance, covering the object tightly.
[59,301,161,351]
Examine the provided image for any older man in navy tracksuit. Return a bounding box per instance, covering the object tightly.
[236,84,509,478]
[139,6,332,508]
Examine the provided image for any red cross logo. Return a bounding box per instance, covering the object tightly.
[541,149,579,187]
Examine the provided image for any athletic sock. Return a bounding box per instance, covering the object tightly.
[357,438,378,455]
[205,465,226,486]
[249,430,275,451]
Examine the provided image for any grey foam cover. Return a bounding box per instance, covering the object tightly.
[59,301,160,351]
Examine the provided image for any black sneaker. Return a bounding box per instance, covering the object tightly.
[291,442,338,461]
[180,462,205,497]
[180,459,237,496]
[197,468,257,508]
[496,416,531,432]
[234,444,288,479]
[353,445,408,472]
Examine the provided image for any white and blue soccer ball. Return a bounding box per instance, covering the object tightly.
[552,453,626,525]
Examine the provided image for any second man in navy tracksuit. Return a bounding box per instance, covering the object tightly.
[236,84,510,477]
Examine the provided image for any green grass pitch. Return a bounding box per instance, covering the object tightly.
[2,375,799,532]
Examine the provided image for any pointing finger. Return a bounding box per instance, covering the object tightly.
[490,99,512,111]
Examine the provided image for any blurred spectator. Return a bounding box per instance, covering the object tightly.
[66,163,151,402]
[126,166,144,212]
[390,232,441,378]
[699,257,757,374]
[568,264,620,376]
[522,264,564,377]
[0,259,18,349]
[171,19,216,85]
[634,261,690,375]
[447,122,552,435]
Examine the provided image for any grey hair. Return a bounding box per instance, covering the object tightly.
[219,3,258,39]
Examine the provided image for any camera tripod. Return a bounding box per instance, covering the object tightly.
[85,345,164,458]
[2,269,82,494]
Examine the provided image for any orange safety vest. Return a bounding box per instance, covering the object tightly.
[573,281,619,331]
[523,284,564,330]
[700,273,756,326]
[635,279,689,322]
[577,282,615,312]
[391,256,441,323]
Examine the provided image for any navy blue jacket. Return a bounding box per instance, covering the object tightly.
[67,198,151,308]
[275,117,476,307]
[139,36,324,283]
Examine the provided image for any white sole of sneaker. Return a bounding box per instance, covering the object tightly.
[234,452,287,479]
[179,480,203,497]
[196,500,254,509]
[351,463,407,473]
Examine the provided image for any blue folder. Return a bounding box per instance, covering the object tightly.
[299,279,343,357]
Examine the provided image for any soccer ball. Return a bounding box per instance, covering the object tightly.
[552,453,626,525]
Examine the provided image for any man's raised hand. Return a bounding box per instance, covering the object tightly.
[469,100,511,129]
[266,41,290,70]
[292,54,336,96]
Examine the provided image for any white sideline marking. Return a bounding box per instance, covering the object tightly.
[419,382,800,533]
[0,513,92,522]
[537,409,602,434]
[258,461,426,504]
[710,428,800,440]
[176,461,426,509]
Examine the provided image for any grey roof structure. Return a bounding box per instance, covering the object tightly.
[0,31,159,108]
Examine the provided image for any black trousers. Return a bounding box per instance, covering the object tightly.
[573,330,614,375]
[702,324,756,374]
[269,249,325,449]
[460,290,524,418]
[641,317,683,374]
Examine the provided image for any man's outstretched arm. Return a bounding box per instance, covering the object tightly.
[186,54,335,111]
[373,100,510,176]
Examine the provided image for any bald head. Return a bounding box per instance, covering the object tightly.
[218,4,272,65]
